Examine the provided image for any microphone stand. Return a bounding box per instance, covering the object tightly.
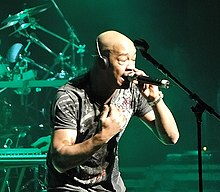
[134,39,220,192]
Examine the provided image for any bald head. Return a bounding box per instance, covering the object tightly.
[92,30,136,90]
[97,30,135,55]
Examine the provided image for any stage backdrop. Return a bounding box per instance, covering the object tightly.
[0,0,220,167]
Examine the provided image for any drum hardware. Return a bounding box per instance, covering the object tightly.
[50,0,79,43]
[1,3,57,81]
[20,178,47,192]
[0,63,11,81]
[1,4,49,26]
[9,23,32,37]
[49,0,86,77]
[0,98,13,132]
[14,31,58,58]
[6,42,31,89]
[8,29,58,78]
[0,3,86,82]
[0,87,7,93]
[0,20,18,31]
[11,125,31,133]
[0,148,47,192]
[0,54,11,81]
[0,4,50,44]
[52,52,72,79]
[9,54,37,95]
[3,138,13,148]
[15,132,28,148]
[6,38,54,95]
[18,18,85,78]
[5,125,32,148]
[0,3,87,190]
[0,125,31,149]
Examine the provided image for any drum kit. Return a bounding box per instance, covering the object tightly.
[0,2,88,135]
[0,2,87,191]
[0,3,86,83]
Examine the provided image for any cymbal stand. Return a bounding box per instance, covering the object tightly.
[1,168,11,192]
[50,0,80,43]
[20,30,58,57]
[33,22,74,46]
[28,18,79,50]
[50,0,86,76]
[29,20,82,78]
[19,31,57,76]
[53,52,70,79]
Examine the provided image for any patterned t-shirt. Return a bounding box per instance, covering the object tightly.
[47,73,152,192]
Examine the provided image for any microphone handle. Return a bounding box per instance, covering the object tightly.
[128,75,170,89]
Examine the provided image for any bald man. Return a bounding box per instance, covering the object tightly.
[46,30,179,191]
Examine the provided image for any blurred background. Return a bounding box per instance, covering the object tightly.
[0,0,220,191]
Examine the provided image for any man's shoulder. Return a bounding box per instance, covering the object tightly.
[59,73,89,91]
[56,73,90,100]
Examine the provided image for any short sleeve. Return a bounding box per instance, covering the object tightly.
[52,90,79,130]
[132,86,152,117]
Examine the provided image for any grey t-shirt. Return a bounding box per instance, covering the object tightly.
[47,73,152,191]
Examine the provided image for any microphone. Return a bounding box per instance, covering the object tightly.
[127,74,170,89]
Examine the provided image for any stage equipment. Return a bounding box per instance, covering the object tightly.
[0,148,47,192]
[0,55,10,80]
[0,2,87,190]
[1,4,49,27]
[0,2,86,85]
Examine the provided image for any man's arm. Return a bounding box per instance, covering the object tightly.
[131,68,179,145]
[51,104,126,173]
[141,97,179,145]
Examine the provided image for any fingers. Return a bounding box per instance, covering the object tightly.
[100,104,126,129]
[133,68,147,77]
[108,104,119,117]
[108,104,126,129]
[100,104,109,120]
[101,104,121,118]
[98,104,127,142]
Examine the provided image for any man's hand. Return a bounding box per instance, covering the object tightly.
[98,104,126,143]
[126,68,161,101]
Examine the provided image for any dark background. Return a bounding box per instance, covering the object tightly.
[0,0,220,167]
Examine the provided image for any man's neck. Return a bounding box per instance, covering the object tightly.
[89,70,116,105]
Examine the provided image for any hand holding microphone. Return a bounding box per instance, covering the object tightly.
[123,69,168,103]
[123,68,170,89]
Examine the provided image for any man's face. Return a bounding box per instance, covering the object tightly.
[107,42,136,89]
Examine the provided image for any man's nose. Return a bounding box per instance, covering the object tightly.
[126,60,135,70]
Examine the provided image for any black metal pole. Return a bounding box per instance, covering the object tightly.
[134,38,220,192]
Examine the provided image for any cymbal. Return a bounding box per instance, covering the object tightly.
[2,4,49,24]
[0,20,18,30]
[25,4,49,16]
[2,12,27,25]
[9,23,32,36]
